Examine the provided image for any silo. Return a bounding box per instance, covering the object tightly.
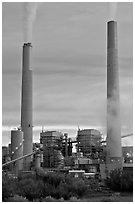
[11,129,23,171]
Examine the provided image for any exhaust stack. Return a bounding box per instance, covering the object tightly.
[106,21,122,170]
[21,43,33,170]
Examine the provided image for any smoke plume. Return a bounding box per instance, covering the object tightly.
[109,2,117,20]
[23,2,38,42]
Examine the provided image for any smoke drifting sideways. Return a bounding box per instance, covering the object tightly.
[109,2,117,21]
[23,2,39,43]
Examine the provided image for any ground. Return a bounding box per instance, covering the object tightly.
[79,192,133,202]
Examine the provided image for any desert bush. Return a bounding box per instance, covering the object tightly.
[69,196,80,201]
[3,170,103,201]
[18,171,36,181]
[42,172,65,187]
[41,196,57,202]
[5,194,28,202]
[85,177,99,190]
[17,178,44,201]
[105,169,133,192]
[2,175,18,201]
[67,178,87,197]
[105,169,122,191]
[120,171,133,192]
[35,167,46,178]
[52,182,70,200]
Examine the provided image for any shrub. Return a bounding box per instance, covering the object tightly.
[42,183,56,197]
[17,178,44,201]
[67,178,87,197]
[2,170,103,201]
[120,171,133,192]
[69,196,80,201]
[2,175,18,201]
[52,182,70,200]
[41,196,57,202]
[43,172,65,187]
[105,169,122,191]
[105,168,133,192]
[18,171,35,181]
[35,167,46,179]
[5,194,29,202]
[85,177,99,190]
[59,197,64,201]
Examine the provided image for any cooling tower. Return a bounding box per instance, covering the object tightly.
[21,43,33,170]
[106,21,122,167]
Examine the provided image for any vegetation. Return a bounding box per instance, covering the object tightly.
[2,168,98,201]
[2,167,133,202]
[105,168,133,192]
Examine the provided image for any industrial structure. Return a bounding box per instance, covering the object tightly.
[106,21,122,171]
[11,129,23,171]
[40,131,72,168]
[21,43,33,170]
[77,129,102,157]
[40,131,64,168]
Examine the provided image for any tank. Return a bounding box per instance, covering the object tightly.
[11,129,23,171]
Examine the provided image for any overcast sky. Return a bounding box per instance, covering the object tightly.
[2,2,133,146]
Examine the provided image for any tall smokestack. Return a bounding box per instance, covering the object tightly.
[21,43,33,170]
[106,21,122,169]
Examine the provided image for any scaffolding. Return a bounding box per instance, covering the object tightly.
[41,131,64,168]
[77,129,102,158]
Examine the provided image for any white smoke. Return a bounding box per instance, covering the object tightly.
[23,2,39,42]
[109,2,117,20]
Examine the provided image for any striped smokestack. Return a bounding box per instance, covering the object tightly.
[21,43,33,170]
[106,21,122,168]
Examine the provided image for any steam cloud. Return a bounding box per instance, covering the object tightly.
[23,2,39,42]
[109,2,117,20]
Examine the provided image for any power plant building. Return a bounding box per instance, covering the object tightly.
[77,129,101,157]
[40,131,64,168]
